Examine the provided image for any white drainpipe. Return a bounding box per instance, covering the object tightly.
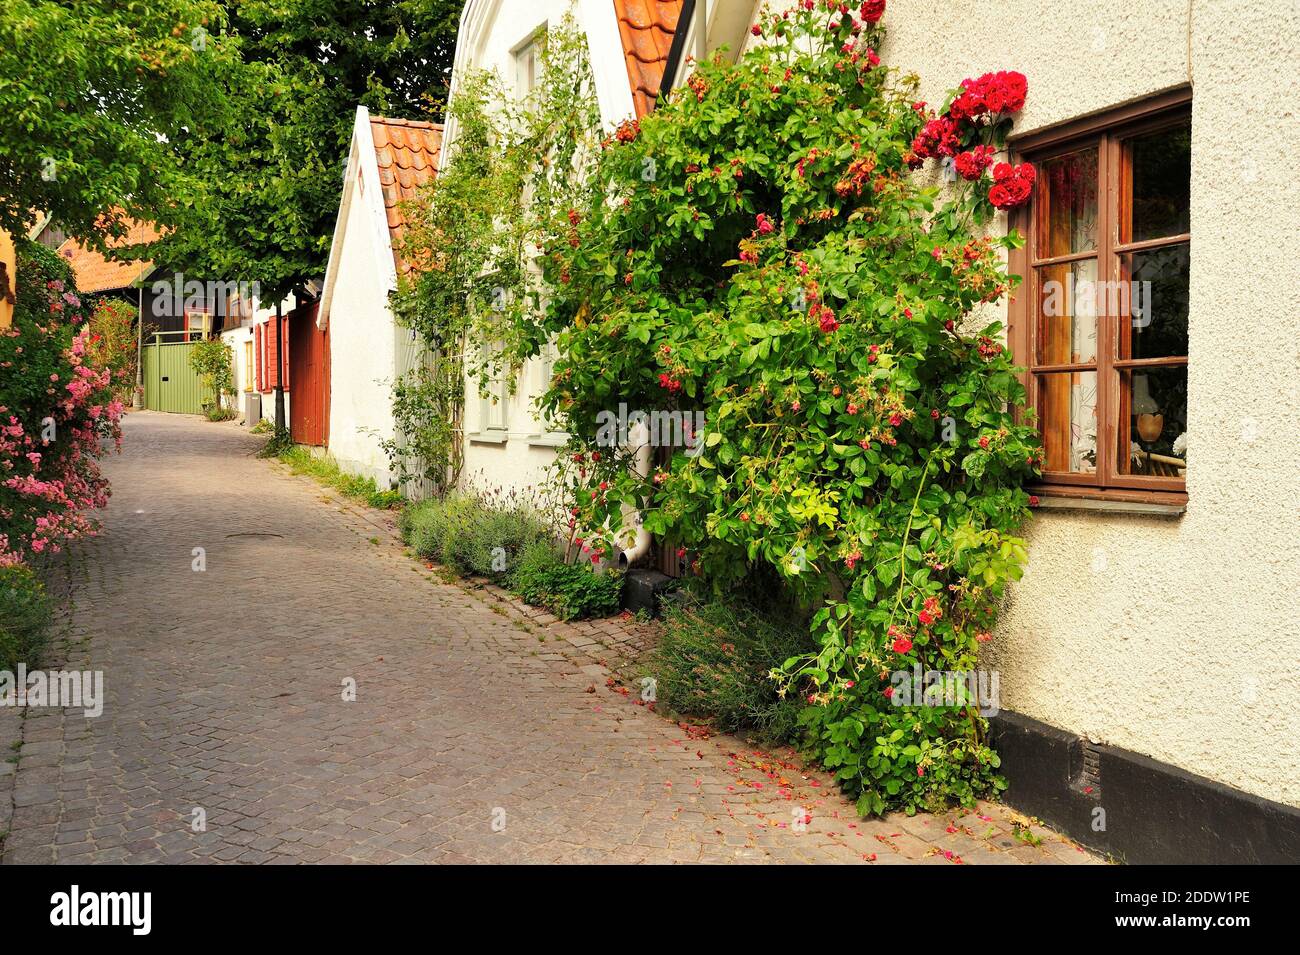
[617,418,653,569]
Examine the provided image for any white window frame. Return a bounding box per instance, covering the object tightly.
[512,26,545,98]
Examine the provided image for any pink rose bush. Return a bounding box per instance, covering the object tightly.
[0,242,124,567]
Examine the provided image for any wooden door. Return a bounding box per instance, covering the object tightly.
[289,302,329,446]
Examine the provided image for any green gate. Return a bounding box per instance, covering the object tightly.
[142,333,207,414]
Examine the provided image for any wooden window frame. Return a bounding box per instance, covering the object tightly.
[183,308,210,343]
[1007,88,1191,507]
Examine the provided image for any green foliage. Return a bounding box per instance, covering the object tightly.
[0,0,236,241]
[386,16,601,489]
[0,564,54,672]
[511,540,623,621]
[86,298,138,403]
[533,7,1041,815]
[256,425,295,458]
[188,337,235,417]
[399,491,548,577]
[381,362,462,497]
[277,446,404,509]
[646,597,814,743]
[153,1,460,301]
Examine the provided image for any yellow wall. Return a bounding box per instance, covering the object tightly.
[0,228,15,329]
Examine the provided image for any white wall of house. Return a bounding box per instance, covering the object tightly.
[219,293,300,424]
[323,170,400,487]
[448,0,634,498]
[219,323,256,416]
[857,0,1300,807]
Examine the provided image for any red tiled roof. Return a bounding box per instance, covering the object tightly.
[56,219,160,294]
[369,116,443,274]
[615,0,685,118]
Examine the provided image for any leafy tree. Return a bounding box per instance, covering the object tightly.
[151,0,461,428]
[154,0,462,299]
[228,0,461,117]
[0,0,237,242]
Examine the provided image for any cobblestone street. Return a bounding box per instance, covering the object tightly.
[0,412,1098,864]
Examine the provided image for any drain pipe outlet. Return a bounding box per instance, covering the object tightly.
[617,418,653,569]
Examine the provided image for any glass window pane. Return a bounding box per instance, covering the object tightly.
[1035,371,1098,473]
[1126,122,1191,242]
[1119,366,1188,477]
[1036,258,1098,365]
[1121,242,1189,359]
[1037,148,1099,258]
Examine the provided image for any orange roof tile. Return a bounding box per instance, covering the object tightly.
[56,219,161,294]
[615,0,685,118]
[370,116,443,275]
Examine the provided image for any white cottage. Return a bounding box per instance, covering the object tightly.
[315,109,444,486]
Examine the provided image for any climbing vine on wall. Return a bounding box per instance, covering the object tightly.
[385,16,602,494]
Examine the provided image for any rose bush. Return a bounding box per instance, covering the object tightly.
[86,296,139,404]
[0,240,124,566]
[536,0,1042,814]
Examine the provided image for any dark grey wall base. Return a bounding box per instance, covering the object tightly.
[989,711,1300,864]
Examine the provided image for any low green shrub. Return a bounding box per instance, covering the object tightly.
[400,492,549,577]
[0,565,54,672]
[510,540,623,620]
[189,338,236,419]
[645,597,814,743]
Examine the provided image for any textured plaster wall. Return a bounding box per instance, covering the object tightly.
[874,0,1300,806]
[327,173,399,486]
[456,0,590,499]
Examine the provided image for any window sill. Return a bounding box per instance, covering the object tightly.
[467,431,509,445]
[526,431,570,449]
[1028,486,1187,516]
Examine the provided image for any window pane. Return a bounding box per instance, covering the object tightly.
[1036,258,1098,365]
[1121,242,1189,359]
[1037,148,1099,258]
[1119,366,1187,478]
[1035,371,1098,473]
[1126,122,1191,242]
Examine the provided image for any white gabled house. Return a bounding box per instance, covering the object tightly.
[315,108,444,487]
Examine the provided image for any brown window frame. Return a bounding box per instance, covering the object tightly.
[1007,88,1191,507]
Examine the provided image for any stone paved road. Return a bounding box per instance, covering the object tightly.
[0,412,1098,864]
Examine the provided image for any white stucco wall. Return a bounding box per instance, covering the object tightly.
[451,0,618,497]
[218,325,256,417]
[461,350,569,498]
[325,172,399,486]
[870,0,1300,807]
[219,291,301,425]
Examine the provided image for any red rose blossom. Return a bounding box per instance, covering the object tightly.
[988,161,1036,209]
[954,145,996,181]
